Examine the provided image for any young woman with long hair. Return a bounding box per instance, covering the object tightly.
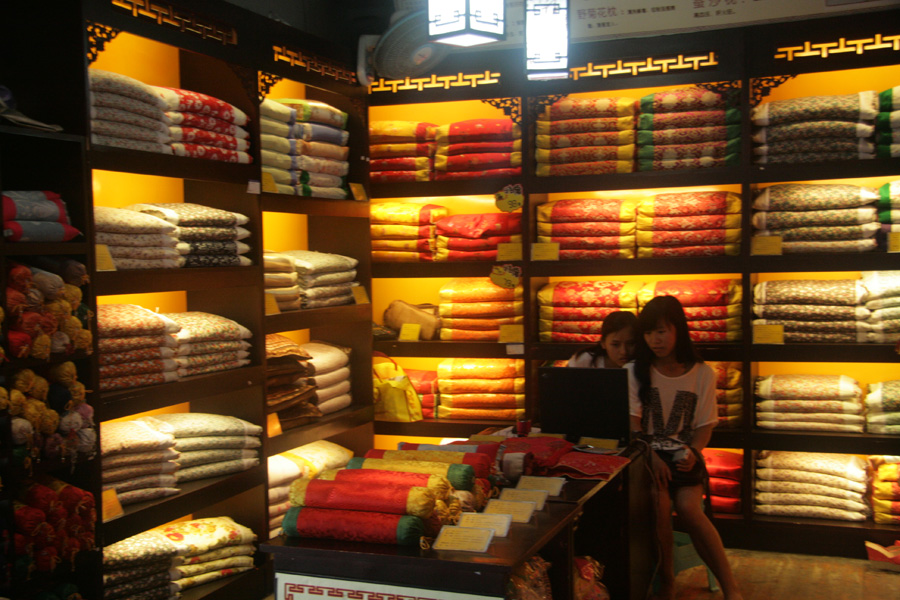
[567,310,638,369]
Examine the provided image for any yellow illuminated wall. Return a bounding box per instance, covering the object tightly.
[758,63,900,103]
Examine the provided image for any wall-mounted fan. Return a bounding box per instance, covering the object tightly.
[358,10,451,84]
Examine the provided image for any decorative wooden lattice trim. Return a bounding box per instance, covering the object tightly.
[369,71,501,94]
[527,95,567,122]
[774,33,900,61]
[258,72,283,100]
[695,80,742,107]
[111,0,237,45]
[482,98,522,124]
[272,45,357,85]
[570,52,718,81]
[750,75,796,106]
[86,21,120,63]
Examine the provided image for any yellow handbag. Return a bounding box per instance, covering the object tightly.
[373,353,424,422]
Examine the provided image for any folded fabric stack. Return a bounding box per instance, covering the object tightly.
[752,91,877,164]
[870,456,900,524]
[406,369,439,418]
[638,279,742,342]
[96,304,181,391]
[300,341,353,416]
[434,212,522,261]
[438,277,524,341]
[755,374,864,433]
[2,190,82,243]
[369,120,436,183]
[708,361,743,428]
[535,96,636,176]
[754,451,869,521]
[124,202,252,268]
[637,191,741,257]
[102,516,256,598]
[752,183,879,253]
[268,440,354,537]
[434,118,521,180]
[703,449,742,515]
[435,359,525,421]
[161,311,252,378]
[263,251,302,311]
[752,278,869,343]
[88,68,172,155]
[878,180,900,235]
[876,86,900,159]
[865,379,900,435]
[370,202,448,262]
[100,420,179,506]
[637,87,740,171]
[152,84,252,163]
[535,198,636,259]
[537,280,641,342]
[279,250,359,309]
[265,334,319,430]
[861,270,900,344]
[94,205,181,270]
[259,98,349,198]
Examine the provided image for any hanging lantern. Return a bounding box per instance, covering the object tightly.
[526,0,569,80]
[428,0,505,47]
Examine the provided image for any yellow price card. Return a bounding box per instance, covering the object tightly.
[484,499,536,523]
[352,286,370,304]
[261,171,279,193]
[751,236,782,256]
[349,183,368,202]
[495,183,524,212]
[500,488,549,510]
[458,513,512,537]
[267,413,283,437]
[531,242,560,261]
[433,526,494,552]
[399,323,421,341]
[95,244,117,271]
[516,476,566,496]
[496,243,523,261]
[102,489,124,522]
[753,324,785,345]
[264,293,281,315]
[888,232,900,253]
[490,264,521,289]
[499,325,524,343]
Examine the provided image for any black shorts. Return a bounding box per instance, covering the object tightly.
[655,449,707,495]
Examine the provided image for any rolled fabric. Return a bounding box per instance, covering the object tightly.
[755,375,862,400]
[370,202,448,225]
[751,91,878,126]
[539,96,638,119]
[538,280,643,308]
[345,457,474,491]
[289,478,435,518]
[439,277,522,302]
[438,301,522,318]
[317,468,451,500]
[437,377,525,394]
[439,393,524,409]
[437,358,524,379]
[638,191,741,217]
[365,449,493,479]
[637,279,741,307]
[535,130,635,149]
[535,115,634,135]
[282,506,423,545]
[636,213,740,231]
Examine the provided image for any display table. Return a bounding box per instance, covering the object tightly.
[262,444,651,600]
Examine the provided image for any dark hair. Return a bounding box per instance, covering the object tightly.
[572,310,637,365]
[633,295,701,406]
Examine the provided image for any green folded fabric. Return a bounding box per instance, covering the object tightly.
[879,86,900,112]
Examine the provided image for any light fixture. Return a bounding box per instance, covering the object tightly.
[427,0,505,47]
[526,1,569,80]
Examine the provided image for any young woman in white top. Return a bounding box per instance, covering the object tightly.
[566,310,637,369]
[628,295,742,600]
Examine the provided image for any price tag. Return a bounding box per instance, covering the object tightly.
[490,264,522,289]
[484,499,536,523]
[267,413,283,437]
[246,180,261,194]
[516,476,566,496]
[469,434,507,442]
[95,244,117,271]
[751,236,782,256]
[433,526,494,552]
[458,513,512,537]
[495,183,524,212]
[399,323,421,341]
[531,242,560,261]
[578,437,619,449]
[753,324,785,345]
[888,232,900,253]
[500,488,549,510]
[506,343,524,355]
[264,293,281,315]
[352,286,370,304]
[102,489,124,522]
[349,183,368,202]
[496,243,523,261]
[261,172,279,193]
[499,325,524,343]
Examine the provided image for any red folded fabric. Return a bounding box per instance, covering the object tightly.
[709,476,741,498]
[370,157,433,171]
[433,167,521,180]
[547,451,631,480]
[441,140,520,155]
[405,369,438,394]
[710,495,741,514]
[445,119,518,142]
[502,436,574,475]
[702,449,742,480]
[369,142,436,157]
[370,170,432,182]
[438,235,518,251]
[436,213,522,238]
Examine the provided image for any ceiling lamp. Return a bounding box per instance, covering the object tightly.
[526,1,569,80]
[428,0,505,47]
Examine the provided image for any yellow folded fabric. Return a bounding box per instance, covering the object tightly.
[434,139,522,155]
[538,319,604,333]
[437,377,526,394]
[439,393,525,408]
[537,280,644,308]
[438,301,523,317]
[435,234,522,249]
[438,358,525,379]
[437,406,525,420]
[371,250,432,262]
[635,244,739,258]
[535,116,634,136]
[536,160,634,176]
[707,360,743,389]
[636,213,742,231]
[441,316,523,329]
[536,221,635,236]
[371,238,435,252]
[439,278,522,302]
[370,224,435,239]
[637,191,742,217]
[538,97,638,119]
[637,278,742,307]
[439,328,499,341]
[369,121,436,143]
[635,228,741,246]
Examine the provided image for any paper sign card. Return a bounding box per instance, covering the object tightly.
[490,264,522,289]
[352,286,370,304]
[484,499,536,523]
[753,324,785,345]
[531,432,566,439]
[102,489,124,522]
[500,488,549,510]
[505,343,524,355]
[457,513,512,537]
[267,413,283,437]
[261,172,279,193]
[495,183,524,212]
[889,232,900,253]
[499,325,524,343]
[95,244,117,271]
[531,242,560,261]
[264,293,281,315]
[432,526,494,553]
[246,180,261,194]
[751,236,783,255]
[516,476,566,496]
[399,323,421,341]
[496,243,523,261]
[349,183,368,202]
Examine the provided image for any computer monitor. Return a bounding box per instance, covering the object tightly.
[536,366,631,445]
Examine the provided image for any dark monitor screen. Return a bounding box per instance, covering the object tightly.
[536,366,631,445]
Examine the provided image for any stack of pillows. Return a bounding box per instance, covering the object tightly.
[94,206,179,270]
[279,250,359,309]
[537,280,641,343]
[265,333,318,429]
[637,86,740,171]
[536,198,636,260]
[535,97,636,176]
[861,270,900,344]
[88,68,172,155]
[434,212,522,261]
[300,340,353,416]
[752,183,879,253]
[865,379,900,435]
[870,456,900,524]
[438,277,524,341]
[877,86,900,158]
[755,374,864,433]
[434,118,521,180]
[2,190,82,243]
[638,279,742,342]
[637,191,741,257]
[369,120,436,182]
[877,180,899,242]
[406,369,439,418]
[436,359,525,421]
[751,91,877,164]
[263,251,302,311]
[259,98,350,198]
[708,361,743,429]
[702,449,743,515]
[100,419,179,506]
[370,202,448,262]
[162,311,252,378]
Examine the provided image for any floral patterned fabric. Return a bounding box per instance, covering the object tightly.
[754,223,879,241]
[537,234,634,249]
[639,191,741,217]
[637,279,741,307]
[538,280,643,308]
[638,109,740,130]
[436,234,520,251]
[638,139,740,160]
[536,115,634,135]
[536,161,633,176]
[436,406,523,420]
[440,328,499,340]
[369,157,432,171]
[755,467,866,493]
[98,334,179,353]
[752,121,873,143]
[755,375,861,400]
[91,133,173,154]
[435,213,521,238]
[369,120,436,143]
[435,152,521,171]
[638,243,738,257]
[434,167,522,180]
[636,228,739,246]
[756,479,865,502]
[636,213,741,230]
[778,239,877,253]
[638,154,738,171]
[753,138,873,156]
[168,126,248,150]
[752,92,877,126]
[102,448,180,469]
[753,303,869,321]
[154,87,248,125]
[100,358,179,379]
[535,145,633,163]
[97,304,180,338]
[754,503,865,521]
[435,119,520,143]
[641,88,729,113]
[164,110,249,137]
[94,206,176,234]
[88,69,166,108]
[636,125,740,145]
[174,458,259,483]
[439,278,522,302]
[177,226,250,241]
[101,420,175,457]
[280,250,358,275]
[541,97,638,120]
[560,248,635,259]
[538,221,633,236]
[272,98,347,129]
[538,198,637,223]
[170,142,251,163]
[753,279,865,306]
[535,131,635,149]
[161,312,251,343]
[91,90,164,120]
